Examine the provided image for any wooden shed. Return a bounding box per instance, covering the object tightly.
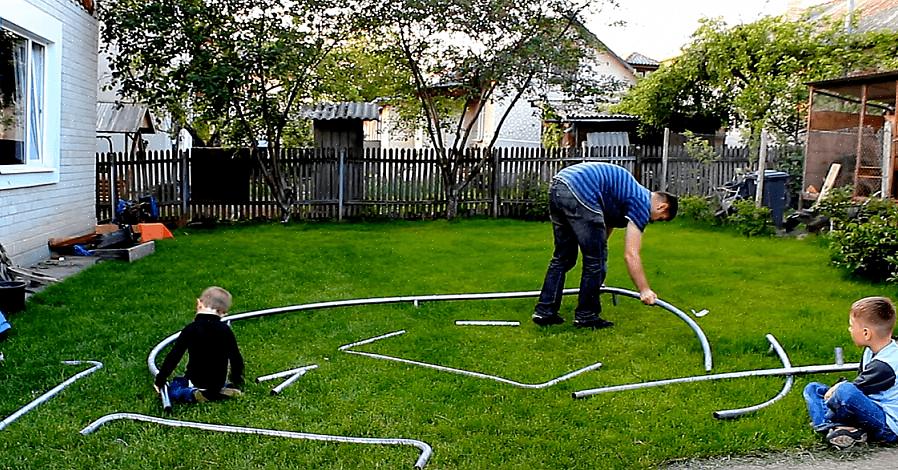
[300,102,380,149]
[803,70,897,204]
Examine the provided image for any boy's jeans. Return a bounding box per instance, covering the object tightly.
[535,181,608,321]
[168,376,201,403]
[803,381,898,443]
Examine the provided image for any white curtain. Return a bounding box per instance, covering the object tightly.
[11,35,27,164]
[28,41,43,162]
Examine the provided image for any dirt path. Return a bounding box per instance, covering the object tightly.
[667,446,898,469]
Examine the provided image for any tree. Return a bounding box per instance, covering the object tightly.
[100,0,351,222]
[360,0,612,219]
[616,15,898,142]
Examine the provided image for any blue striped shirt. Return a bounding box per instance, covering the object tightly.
[553,162,651,231]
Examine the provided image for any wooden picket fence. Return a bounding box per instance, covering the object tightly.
[96,144,794,222]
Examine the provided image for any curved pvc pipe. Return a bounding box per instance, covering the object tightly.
[342,330,602,389]
[150,287,712,375]
[0,360,103,431]
[80,413,432,469]
[600,287,712,371]
[713,334,794,419]
[573,363,858,399]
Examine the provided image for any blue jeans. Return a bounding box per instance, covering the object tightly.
[535,181,607,321]
[168,376,200,404]
[803,381,898,442]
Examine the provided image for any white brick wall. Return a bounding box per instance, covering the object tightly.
[0,0,98,266]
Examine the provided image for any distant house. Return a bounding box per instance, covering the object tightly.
[626,52,661,78]
[375,21,638,150]
[796,0,898,32]
[0,0,98,265]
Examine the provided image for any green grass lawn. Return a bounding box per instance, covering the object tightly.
[1,219,896,469]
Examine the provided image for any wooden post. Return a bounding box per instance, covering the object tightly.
[883,117,892,198]
[799,87,815,210]
[109,152,118,221]
[338,148,345,221]
[661,128,670,192]
[755,130,768,207]
[180,149,190,217]
[490,148,499,218]
[854,84,868,196]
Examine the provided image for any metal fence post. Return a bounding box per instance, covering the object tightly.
[661,128,670,192]
[338,148,345,221]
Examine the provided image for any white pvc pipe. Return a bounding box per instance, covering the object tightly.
[0,360,103,431]
[80,413,433,469]
[256,364,319,383]
[149,287,713,375]
[338,330,407,351]
[454,321,520,326]
[573,363,858,399]
[270,369,309,395]
[713,334,793,419]
[346,349,602,389]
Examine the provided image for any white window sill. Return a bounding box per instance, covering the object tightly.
[0,165,56,175]
[0,167,59,189]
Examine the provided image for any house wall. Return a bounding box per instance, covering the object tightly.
[0,0,98,266]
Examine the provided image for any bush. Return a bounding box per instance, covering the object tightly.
[518,173,550,220]
[824,194,898,282]
[728,199,775,237]
[678,195,717,224]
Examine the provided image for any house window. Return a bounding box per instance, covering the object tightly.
[0,1,62,189]
[1,28,45,166]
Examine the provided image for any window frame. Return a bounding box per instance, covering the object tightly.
[0,1,62,189]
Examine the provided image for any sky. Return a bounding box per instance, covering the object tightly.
[585,0,825,61]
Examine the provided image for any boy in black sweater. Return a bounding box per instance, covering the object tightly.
[154,286,244,403]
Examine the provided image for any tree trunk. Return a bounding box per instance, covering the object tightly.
[446,185,459,220]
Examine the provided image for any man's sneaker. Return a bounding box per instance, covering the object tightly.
[573,317,614,329]
[220,387,243,398]
[532,313,564,326]
[826,426,867,449]
[192,389,209,403]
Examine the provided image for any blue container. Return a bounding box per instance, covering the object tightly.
[744,170,790,228]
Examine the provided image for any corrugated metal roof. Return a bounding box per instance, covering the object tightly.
[543,100,637,121]
[300,102,380,121]
[96,102,157,134]
[626,52,660,67]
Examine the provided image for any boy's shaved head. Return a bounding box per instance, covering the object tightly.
[200,286,232,314]
[851,296,896,337]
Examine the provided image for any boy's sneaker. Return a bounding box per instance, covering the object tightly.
[192,389,209,403]
[532,312,564,326]
[826,426,867,449]
[573,317,614,329]
[220,387,243,398]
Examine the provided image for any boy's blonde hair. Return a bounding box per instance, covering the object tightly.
[200,286,232,314]
[851,296,896,337]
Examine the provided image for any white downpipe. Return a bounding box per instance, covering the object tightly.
[80,413,433,469]
[0,360,103,431]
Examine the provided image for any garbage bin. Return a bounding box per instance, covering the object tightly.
[744,170,790,228]
[0,280,26,314]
